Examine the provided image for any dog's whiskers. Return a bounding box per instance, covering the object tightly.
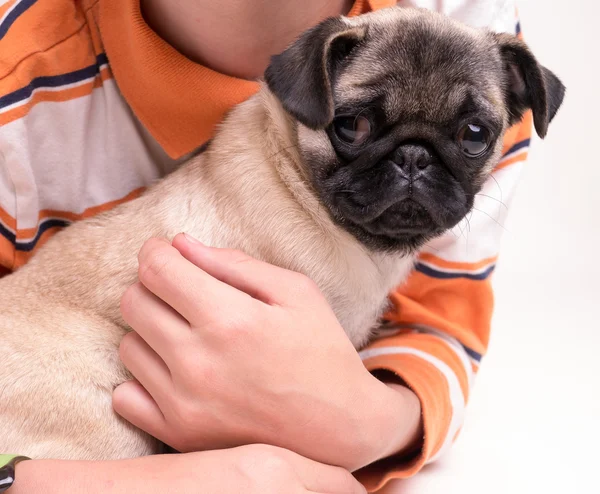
[471,206,509,232]
[489,175,504,205]
[471,193,508,210]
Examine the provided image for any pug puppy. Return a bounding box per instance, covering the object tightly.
[0,7,564,460]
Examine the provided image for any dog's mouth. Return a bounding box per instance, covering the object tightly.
[357,199,436,238]
[332,195,445,250]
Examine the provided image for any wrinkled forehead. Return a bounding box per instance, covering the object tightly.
[335,11,506,124]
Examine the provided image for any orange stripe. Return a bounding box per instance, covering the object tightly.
[38,186,144,222]
[366,0,397,9]
[0,0,90,81]
[500,111,533,155]
[1,187,144,270]
[0,204,16,230]
[387,271,492,354]
[495,152,529,171]
[348,0,366,16]
[0,234,15,270]
[84,1,105,57]
[0,67,112,126]
[418,252,497,272]
[453,427,462,443]
[366,333,470,402]
[13,225,63,269]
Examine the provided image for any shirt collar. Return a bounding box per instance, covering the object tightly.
[98,0,396,158]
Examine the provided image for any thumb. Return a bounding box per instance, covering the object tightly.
[171,233,313,306]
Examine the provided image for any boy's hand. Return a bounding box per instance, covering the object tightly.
[113,234,422,471]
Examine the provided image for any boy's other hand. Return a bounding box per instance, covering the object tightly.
[113,234,421,471]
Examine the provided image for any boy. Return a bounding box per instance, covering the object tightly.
[0,0,530,491]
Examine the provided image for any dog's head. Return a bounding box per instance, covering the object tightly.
[265,7,565,252]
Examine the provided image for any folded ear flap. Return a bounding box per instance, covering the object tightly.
[265,18,367,129]
[494,33,565,138]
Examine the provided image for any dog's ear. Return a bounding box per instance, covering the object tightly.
[265,18,367,129]
[494,33,565,138]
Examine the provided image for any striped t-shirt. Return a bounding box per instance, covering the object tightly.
[0,0,531,490]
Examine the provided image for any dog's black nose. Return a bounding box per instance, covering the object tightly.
[392,143,434,175]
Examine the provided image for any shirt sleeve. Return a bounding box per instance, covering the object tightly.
[355,1,528,490]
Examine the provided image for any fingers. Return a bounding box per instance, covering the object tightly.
[137,238,255,325]
[280,450,367,494]
[112,380,170,441]
[119,331,172,401]
[172,233,319,307]
[120,281,190,362]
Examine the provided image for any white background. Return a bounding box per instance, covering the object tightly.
[384,0,600,492]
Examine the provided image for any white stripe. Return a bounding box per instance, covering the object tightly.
[0,79,180,231]
[400,324,475,386]
[359,346,465,463]
[10,216,70,243]
[372,323,475,388]
[0,0,21,27]
[0,63,109,115]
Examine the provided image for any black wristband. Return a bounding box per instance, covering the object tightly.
[0,456,31,493]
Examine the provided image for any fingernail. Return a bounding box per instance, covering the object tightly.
[183,233,202,244]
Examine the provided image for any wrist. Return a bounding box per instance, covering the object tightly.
[9,459,124,494]
[346,373,423,471]
[8,460,57,494]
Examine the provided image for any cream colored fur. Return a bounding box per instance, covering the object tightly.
[0,88,414,460]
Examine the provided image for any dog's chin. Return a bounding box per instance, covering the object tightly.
[337,199,445,253]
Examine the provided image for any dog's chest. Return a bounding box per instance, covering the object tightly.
[323,252,416,348]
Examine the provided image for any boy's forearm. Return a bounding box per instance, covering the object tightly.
[10,459,110,494]
[10,456,187,494]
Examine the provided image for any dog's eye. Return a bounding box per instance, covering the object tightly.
[333,116,371,145]
[458,124,490,157]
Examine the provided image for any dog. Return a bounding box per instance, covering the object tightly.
[0,7,564,460]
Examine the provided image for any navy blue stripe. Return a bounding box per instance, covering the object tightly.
[0,0,37,40]
[0,220,15,244]
[462,345,483,363]
[0,218,71,252]
[502,138,530,157]
[516,21,522,35]
[0,53,109,110]
[15,219,70,252]
[415,263,495,281]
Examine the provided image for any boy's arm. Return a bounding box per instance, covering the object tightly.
[356,98,532,490]
[350,2,527,489]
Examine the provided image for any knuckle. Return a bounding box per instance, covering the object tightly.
[119,283,141,322]
[224,248,253,266]
[216,314,257,345]
[235,445,293,489]
[293,273,319,295]
[169,400,196,431]
[138,240,172,284]
[118,331,138,364]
